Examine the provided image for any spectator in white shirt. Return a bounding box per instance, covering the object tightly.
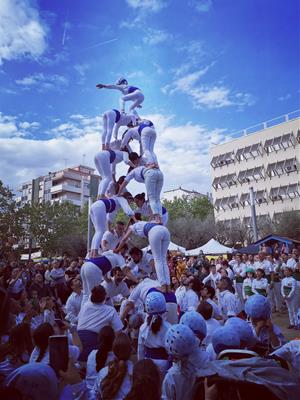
[200,285,222,320]
[184,276,202,311]
[202,265,221,290]
[175,273,188,317]
[7,268,26,300]
[65,277,83,325]
[86,326,115,390]
[102,267,130,306]
[127,247,155,279]
[281,267,298,328]
[217,277,243,320]
[77,285,123,361]
[252,268,269,297]
[197,301,220,347]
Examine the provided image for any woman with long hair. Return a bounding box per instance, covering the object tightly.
[124,359,161,400]
[86,326,115,390]
[0,323,33,378]
[138,291,171,378]
[94,332,132,400]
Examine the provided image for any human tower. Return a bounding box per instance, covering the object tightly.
[81,77,171,304]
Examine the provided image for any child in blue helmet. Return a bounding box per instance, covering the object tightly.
[179,311,213,373]
[245,294,285,352]
[138,291,171,378]
[208,326,241,360]
[162,324,203,400]
[225,317,257,349]
[96,77,144,115]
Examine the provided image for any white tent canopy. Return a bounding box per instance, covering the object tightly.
[143,241,186,253]
[188,238,234,256]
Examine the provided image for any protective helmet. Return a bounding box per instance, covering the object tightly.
[225,317,256,348]
[212,326,241,355]
[116,77,128,85]
[246,268,255,274]
[165,324,196,358]
[245,294,271,319]
[180,311,207,341]
[145,291,166,315]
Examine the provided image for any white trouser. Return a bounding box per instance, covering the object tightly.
[94,151,112,196]
[273,282,283,311]
[148,225,170,286]
[285,296,297,326]
[235,283,244,305]
[296,281,300,310]
[81,261,104,305]
[141,127,157,164]
[102,110,116,146]
[144,169,164,215]
[120,90,144,112]
[90,201,107,252]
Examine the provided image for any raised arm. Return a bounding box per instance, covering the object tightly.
[120,129,134,149]
[96,83,124,91]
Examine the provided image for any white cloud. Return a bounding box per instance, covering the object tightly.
[189,0,213,13]
[0,113,30,138]
[163,67,255,109]
[125,0,167,12]
[15,73,69,91]
[0,112,229,195]
[278,93,291,101]
[143,28,173,45]
[0,0,47,64]
[19,121,40,130]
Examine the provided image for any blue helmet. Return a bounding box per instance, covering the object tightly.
[165,324,196,358]
[225,317,256,348]
[116,77,128,85]
[245,294,271,319]
[145,291,166,315]
[212,326,241,355]
[180,311,207,341]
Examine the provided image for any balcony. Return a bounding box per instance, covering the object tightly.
[212,173,238,190]
[235,142,262,162]
[269,184,300,202]
[214,195,239,211]
[211,151,235,169]
[264,132,296,153]
[51,170,82,182]
[266,157,298,178]
[51,183,82,194]
[238,166,264,184]
[239,190,268,207]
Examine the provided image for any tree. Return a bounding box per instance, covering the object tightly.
[274,211,300,240]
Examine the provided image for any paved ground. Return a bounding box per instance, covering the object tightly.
[272,309,299,341]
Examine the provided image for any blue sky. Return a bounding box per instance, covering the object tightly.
[0,0,299,193]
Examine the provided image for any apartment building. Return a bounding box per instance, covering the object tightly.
[17,165,100,208]
[162,186,208,202]
[210,112,300,224]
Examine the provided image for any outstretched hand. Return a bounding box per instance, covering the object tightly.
[96,83,104,89]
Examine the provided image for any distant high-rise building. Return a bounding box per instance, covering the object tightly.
[210,111,300,225]
[17,165,100,208]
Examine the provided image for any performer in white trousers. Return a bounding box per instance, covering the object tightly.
[281,267,298,328]
[134,192,168,226]
[96,77,144,114]
[89,194,135,257]
[81,251,125,305]
[233,256,246,304]
[115,221,171,289]
[121,123,157,164]
[94,149,138,198]
[118,165,164,224]
[101,109,137,150]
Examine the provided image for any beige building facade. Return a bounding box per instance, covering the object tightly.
[210,114,300,223]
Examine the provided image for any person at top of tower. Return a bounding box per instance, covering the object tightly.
[96,77,144,116]
[101,108,138,150]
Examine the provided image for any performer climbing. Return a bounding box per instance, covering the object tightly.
[101,109,138,150]
[94,150,139,198]
[89,193,136,258]
[134,193,168,226]
[115,220,171,291]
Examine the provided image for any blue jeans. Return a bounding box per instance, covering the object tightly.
[144,168,164,215]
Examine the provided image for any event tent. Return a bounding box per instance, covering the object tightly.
[188,238,234,256]
[143,241,186,253]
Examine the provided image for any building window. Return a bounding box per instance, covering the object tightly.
[235,142,262,161]
[264,132,295,153]
[266,157,298,178]
[214,195,239,211]
[269,184,300,202]
[238,166,264,184]
[210,151,235,168]
[212,173,238,190]
[239,190,268,207]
